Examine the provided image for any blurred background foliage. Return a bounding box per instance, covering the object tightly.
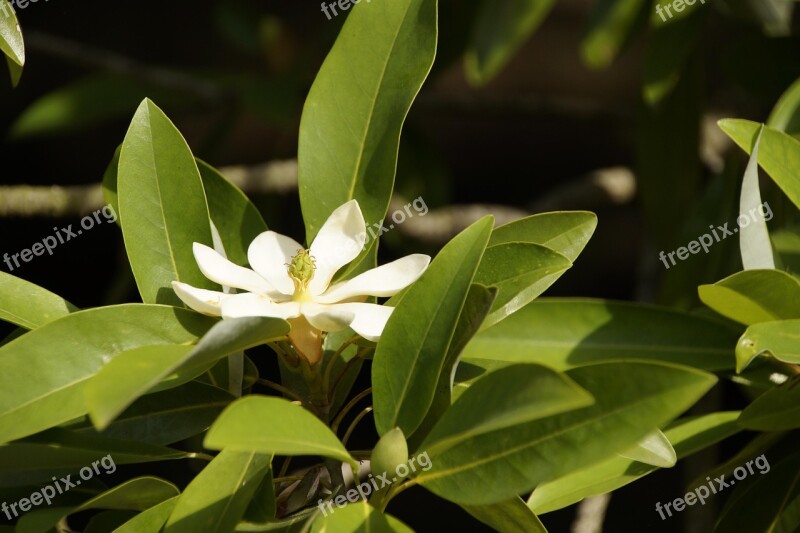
[1,0,800,530]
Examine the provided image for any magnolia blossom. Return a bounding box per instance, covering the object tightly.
[172,200,430,364]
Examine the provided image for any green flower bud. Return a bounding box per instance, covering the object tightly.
[371,427,409,481]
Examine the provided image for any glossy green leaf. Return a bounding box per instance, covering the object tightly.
[618,429,676,468]
[409,284,497,449]
[114,496,179,533]
[17,477,178,533]
[581,0,647,69]
[736,319,800,372]
[0,0,23,67]
[719,119,800,209]
[0,428,188,488]
[698,270,800,326]
[165,449,270,533]
[462,298,735,372]
[714,450,800,533]
[102,144,122,217]
[6,55,21,86]
[372,217,493,437]
[85,317,288,430]
[0,304,214,443]
[205,396,355,466]
[416,361,716,505]
[475,242,571,329]
[297,0,437,240]
[75,381,233,446]
[0,271,78,329]
[421,364,593,459]
[197,160,268,266]
[118,98,215,306]
[465,0,556,85]
[768,76,800,136]
[461,496,547,533]
[738,127,775,269]
[311,501,412,532]
[489,211,597,262]
[739,379,800,430]
[528,411,740,514]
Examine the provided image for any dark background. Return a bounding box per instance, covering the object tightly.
[1,0,798,531]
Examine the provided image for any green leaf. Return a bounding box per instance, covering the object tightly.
[736,319,800,372]
[0,304,214,443]
[528,411,741,514]
[489,211,597,262]
[581,0,647,69]
[197,160,269,266]
[118,98,215,306]
[102,145,122,217]
[698,270,800,326]
[6,53,21,86]
[738,126,775,269]
[10,75,185,139]
[165,449,270,533]
[416,361,716,505]
[618,429,676,468]
[719,119,800,209]
[421,364,593,459]
[739,379,800,430]
[461,497,547,533]
[465,0,556,86]
[0,428,188,488]
[75,381,234,446]
[0,0,23,67]
[205,396,355,466]
[0,271,78,329]
[311,501,412,532]
[462,298,735,372]
[714,450,800,533]
[85,317,288,430]
[372,216,493,437]
[297,0,437,240]
[16,477,178,533]
[474,242,572,329]
[408,284,497,449]
[114,496,179,533]
[768,76,800,136]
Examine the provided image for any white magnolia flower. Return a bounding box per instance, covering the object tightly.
[172,200,430,364]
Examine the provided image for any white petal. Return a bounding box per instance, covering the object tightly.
[221,293,301,320]
[247,231,303,296]
[300,303,355,332]
[308,200,367,295]
[324,302,394,342]
[172,281,227,317]
[316,254,431,303]
[193,243,279,297]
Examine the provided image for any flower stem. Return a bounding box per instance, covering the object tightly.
[342,406,373,446]
[256,379,303,402]
[331,387,372,434]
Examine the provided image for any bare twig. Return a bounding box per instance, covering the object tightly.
[25,31,227,103]
[571,494,611,533]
